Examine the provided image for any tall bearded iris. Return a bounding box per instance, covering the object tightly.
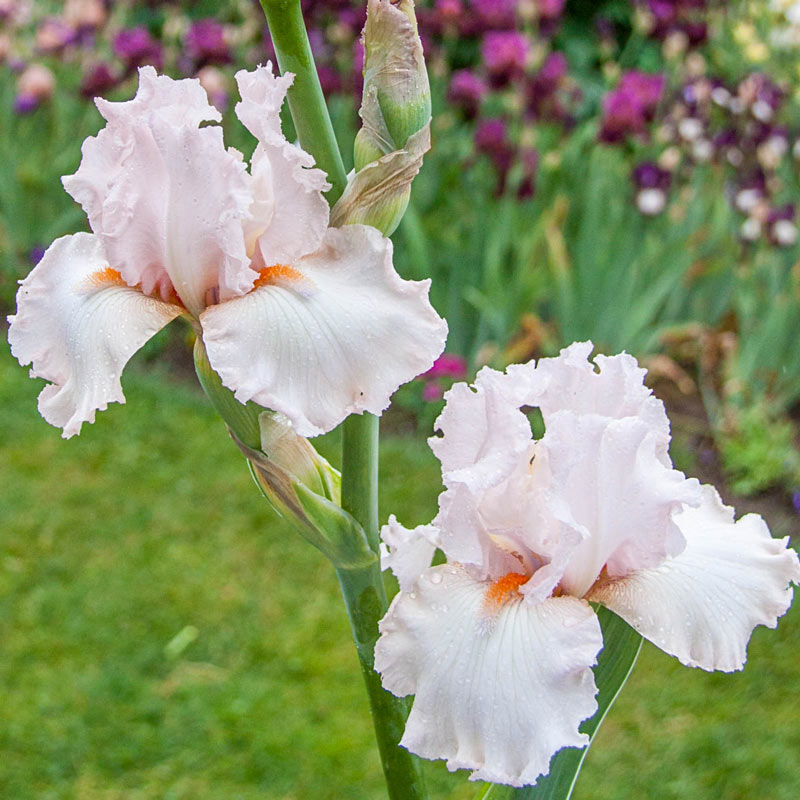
[376,342,800,787]
[8,65,447,438]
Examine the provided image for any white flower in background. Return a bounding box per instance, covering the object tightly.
[8,65,447,438]
[375,342,800,787]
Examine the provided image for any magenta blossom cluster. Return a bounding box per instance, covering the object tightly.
[599,70,666,143]
[419,353,468,402]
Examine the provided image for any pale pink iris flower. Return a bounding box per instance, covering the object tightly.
[376,342,800,787]
[8,65,447,438]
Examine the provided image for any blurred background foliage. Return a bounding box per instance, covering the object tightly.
[1,0,800,797]
[2,0,800,495]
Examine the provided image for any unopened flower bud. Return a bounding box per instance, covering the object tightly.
[356,0,430,162]
[332,0,431,236]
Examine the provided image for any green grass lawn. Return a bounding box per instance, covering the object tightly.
[1,338,798,800]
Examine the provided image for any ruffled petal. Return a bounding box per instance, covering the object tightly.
[7,233,182,437]
[375,565,602,787]
[507,341,671,443]
[543,410,700,598]
[63,68,255,316]
[235,65,330,264]
[62,67,221,235]
[201,224,447,437]
[588,486,800,671]
[429,366,533,492]
[380,515,441,591]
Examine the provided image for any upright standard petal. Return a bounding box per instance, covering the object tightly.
[7,234,182,437]
[544,410,700,598]
[235,65,330,265]
[62,66,222,237]
[429,366,534,493]
[201,224,447,437]
[588,486,800,671]
[375,565,602,787]
[64,68,256,315]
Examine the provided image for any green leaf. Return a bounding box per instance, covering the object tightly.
[479,607,642,800]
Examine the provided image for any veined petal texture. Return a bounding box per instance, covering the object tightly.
[589,485,800,671]
[7,233,182,437]
[63,66,255,316]
[375,565,602,787]
[200,225,448,437]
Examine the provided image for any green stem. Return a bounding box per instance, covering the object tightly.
[258,3,427,797]
[336,562,427,800]
[341,413,380,550]
[258,0,348,204]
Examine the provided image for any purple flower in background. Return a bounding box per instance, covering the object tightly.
[80,62,118,98]
[29,246,46,265]
[517,147,539,199]
[599,90,646,142]
[618,71,665,118]
[317,65,342,97]
[471,0,516,29]
[599,71,664,143]
[113,27,163,73]
[632,161,671,215]
[475,117,510,162]
[448,69,488,117]
[184,19,231,67]
[339,6,368,35]
[482,31,529,80]
[792,490,800,516]
[527,51,568,120]
[633,161,671,190]
[475,117,515,193]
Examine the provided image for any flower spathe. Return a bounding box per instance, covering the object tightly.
[375,342,800,787]
[8,65,447,438]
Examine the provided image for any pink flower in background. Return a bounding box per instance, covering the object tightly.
[376,342,799,786]
[421,354,469,402]
[482,30,529,78]
[424,353,468,380]
[599,71,665,142]
[8,65,447,438]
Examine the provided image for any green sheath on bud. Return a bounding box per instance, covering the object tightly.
[238,416,376,569]
[356,0,430,162]
[332,0,431,237]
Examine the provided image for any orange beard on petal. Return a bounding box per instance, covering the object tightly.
[483,571,529,610]
[86,266,125,288]
[253,263,316,296]
[254,263,306,287]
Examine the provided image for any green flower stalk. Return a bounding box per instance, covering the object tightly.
[331,0,432,235]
